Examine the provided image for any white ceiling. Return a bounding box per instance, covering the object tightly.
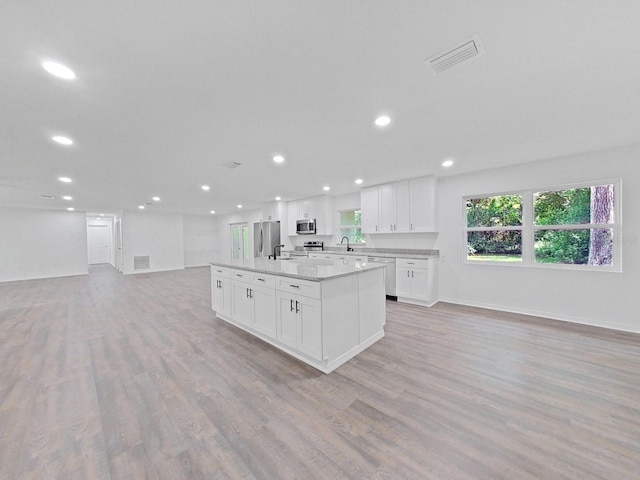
[2,1,640,215]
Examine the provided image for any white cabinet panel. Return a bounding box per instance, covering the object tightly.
[378,183,396,233]
[395,180,411,232]
[360,186,379,233]
[287,201,298,236]
[276,291,322,360]
[252,283,277,337]
[409,176,437,232]
[396,257,438,307]
[231,281,254,327]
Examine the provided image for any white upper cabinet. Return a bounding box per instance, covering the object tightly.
[361,176,437,234]
[262,201,285,222]
[287,201,298,236]
[409,176,437,232]
[360,186,379,233]
[287,195,334,236]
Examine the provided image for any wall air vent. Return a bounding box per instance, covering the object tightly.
[133,255,150,270]
[223,162,242,169]
[425,34,484,74]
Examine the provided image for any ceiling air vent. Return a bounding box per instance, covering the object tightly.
[425,34,484,74]
[133,255,150,270]
[223,162,242,169]
[40,194,56,199]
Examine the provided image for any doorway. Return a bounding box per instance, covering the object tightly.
[230,223,249,260]
[87,217,114,265]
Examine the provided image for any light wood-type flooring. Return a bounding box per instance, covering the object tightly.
[0,265,639,479]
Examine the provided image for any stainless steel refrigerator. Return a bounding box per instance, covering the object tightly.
[253,221,281,257]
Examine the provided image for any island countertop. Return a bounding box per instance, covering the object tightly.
[210,256,385,282]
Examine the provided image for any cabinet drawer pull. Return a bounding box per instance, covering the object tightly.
[216,269,223,273]
[289,284,300,289]
[407,262,415,265]
[257,278,265,282]
[235,273,243,277]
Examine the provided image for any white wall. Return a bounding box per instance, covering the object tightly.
[121,210,185,274]
[184,214,219,267]
[0,207,88,282]
[435,143,640,333]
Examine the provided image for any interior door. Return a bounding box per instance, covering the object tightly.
[87,223,112,264]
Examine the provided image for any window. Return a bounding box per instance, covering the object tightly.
[339,209,365,244]
[466,194,523,262]
[465,181,620,270]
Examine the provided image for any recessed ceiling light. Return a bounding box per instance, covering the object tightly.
[442,159,454,167]
[66,207,75,211]
[374,115,391,127]
[152,196,160,202]
[323,186,330,191]
[355,178,363,185]
[138,205,145,210]
[42,61,76,80]
[100,213,104,217]
[237,204,243,209]
[201,185,210,191]
[58,176,72,183]
[273,155,285,164]
[275,196,281,201]
[62,195,73,200]
[52,135,73,145]
[210,210,215,214]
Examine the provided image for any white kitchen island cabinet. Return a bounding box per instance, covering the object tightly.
[210,257,386,373]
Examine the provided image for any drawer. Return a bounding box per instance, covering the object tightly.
[276,277,321,299]
[211,265,231,277]
[251,272,276,288]
[397,258,431,269]
[231,269,251,281]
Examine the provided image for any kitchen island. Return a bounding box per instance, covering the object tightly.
[211,257,386,373]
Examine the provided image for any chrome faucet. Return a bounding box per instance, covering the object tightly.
[340,236,353,251]
[270,244,285,259]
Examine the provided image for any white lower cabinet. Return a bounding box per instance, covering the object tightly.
[276,291,322,361]
[396,258,438,307]
[211,266,232,318]
[230,270,277,336]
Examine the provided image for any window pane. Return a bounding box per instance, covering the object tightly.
[340,227,365,244]
[467,231,522,262]
[534,185,614,226]
[535,228,613,266]
[340,210,361,226]
[466,195,522,227]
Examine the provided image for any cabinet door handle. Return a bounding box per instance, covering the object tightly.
[390,224,393,230]
[411,223,413,230]
[375,225,378,231]
[412,271,414,278]
[407,271,409,277]
[289,284,300,289]
[290,299,294,312]
[295,301,300,313]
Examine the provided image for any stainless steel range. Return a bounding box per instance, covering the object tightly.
[303,241,324,252]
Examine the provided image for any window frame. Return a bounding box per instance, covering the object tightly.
[463,179,622,272]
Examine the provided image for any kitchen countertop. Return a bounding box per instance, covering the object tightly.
[281,247,439,260]
[210,256,385,282]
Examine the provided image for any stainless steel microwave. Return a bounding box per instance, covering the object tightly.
[296,218,316,235]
